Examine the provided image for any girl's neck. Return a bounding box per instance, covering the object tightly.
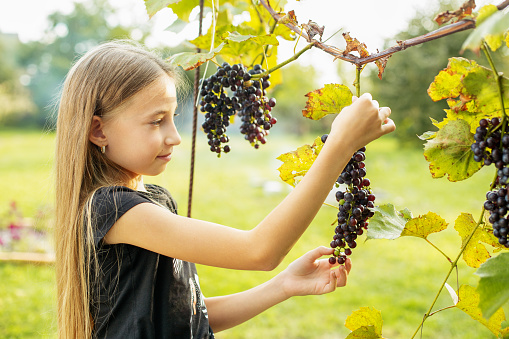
[128,176,146,192]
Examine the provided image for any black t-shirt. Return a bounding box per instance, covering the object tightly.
[87,184,213,338]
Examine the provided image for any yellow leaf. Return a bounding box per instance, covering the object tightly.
[276,136,323,186]
[344,306,383,337]
[454,213,499,268]
[302,84,353,120]
[401,212,448,239]
[456,285,507,336]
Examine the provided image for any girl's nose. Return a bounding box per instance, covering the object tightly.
[165,123,181,146]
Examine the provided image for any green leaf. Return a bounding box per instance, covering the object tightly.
[401,212,448,239]
[164,18,189,33]
[454,213,499,268]
[477,252,509,319]
[418,131,437,141]
[167,43,225,71]
[302,84,353,120]
[345,326,382,339]
[423,119,482,182]
[222,31,279,46]
[144,0,180,18]
[367,203,413,240]
[167,0,199,22]
[345,307,383,337]
[462,9,509,53]
[456,284,507,336]
[276,136,324,186]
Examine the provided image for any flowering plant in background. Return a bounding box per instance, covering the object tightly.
[0,201,53,253]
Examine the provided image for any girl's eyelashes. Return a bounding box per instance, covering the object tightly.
[151,119,163,126]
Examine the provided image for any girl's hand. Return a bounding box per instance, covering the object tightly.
[278,246,352,298]
[328,93,395,153]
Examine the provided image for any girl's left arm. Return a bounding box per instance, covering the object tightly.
[204,246,351,333]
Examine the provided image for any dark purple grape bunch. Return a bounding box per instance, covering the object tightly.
[485,187,509,247]
[472,117,509,247]
[199,62,277,155]
[236,64,277,149]
[199,62,246,155]
[471,117,509,169]
[321,134,376,265]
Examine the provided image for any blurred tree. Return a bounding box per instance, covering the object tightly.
[270,62,332,135]
[16,0,154,128]
[0,33,36,124]
[367,0,508,147]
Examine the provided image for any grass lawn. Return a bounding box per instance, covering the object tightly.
[0,127,505,338]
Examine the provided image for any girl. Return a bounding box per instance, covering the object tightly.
[54,40,395,338]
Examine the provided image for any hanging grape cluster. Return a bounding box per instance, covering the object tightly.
[471,117,509,247]
[321,134,376,265]
[199,62,277,155]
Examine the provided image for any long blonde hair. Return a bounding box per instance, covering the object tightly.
[54,41,183,338]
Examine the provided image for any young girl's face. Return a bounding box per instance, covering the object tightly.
[101,74,181,181]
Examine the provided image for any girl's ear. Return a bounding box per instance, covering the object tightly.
[89,116,107,147]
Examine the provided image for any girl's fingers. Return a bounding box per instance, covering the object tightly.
[379,106,392,120]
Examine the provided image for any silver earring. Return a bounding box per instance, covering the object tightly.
[101,145,106,154]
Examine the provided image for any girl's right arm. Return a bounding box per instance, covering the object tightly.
[104,93,395,270]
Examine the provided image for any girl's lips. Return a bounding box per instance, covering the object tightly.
[157,153,172,161]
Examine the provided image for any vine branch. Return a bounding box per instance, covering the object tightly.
[259,0,509,66]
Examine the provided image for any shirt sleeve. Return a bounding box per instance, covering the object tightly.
[89,186,153,247]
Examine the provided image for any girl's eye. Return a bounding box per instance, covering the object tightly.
[151,119,163,126]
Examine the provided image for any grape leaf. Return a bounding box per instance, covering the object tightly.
[434,0,475,25]
[445,282,459,305]
[222,31,279,46]
[276,136,323,186]
[167,43,225,71]
[401,212,448,239]
[418,130,437,141]
[302,84,353,120]
[428,58,478,102]
[345,307,383,338]
[345,326,382,339]
[165,0,198,22]
[144,0,180,18]
[423,119,482,182]
[366,203,413,240]
[456,284,507,336]
[476,253,509,319]
[462,9,509,53]
[454,213,500,268]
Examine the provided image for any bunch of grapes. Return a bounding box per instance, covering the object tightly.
[321,134,376,265]
[236,64,277,149]
[472,117,509,247]
[199,62,277,155]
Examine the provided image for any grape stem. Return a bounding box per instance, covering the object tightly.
[424,238,452,263]
[410,168,499,339]
[355,66,362,97]
[251,42,314,79]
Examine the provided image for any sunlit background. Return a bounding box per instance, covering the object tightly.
[0,0,508,338]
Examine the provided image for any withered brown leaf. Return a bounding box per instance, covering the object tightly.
[374,54,391,80]
[278,10,298,26]
[342,32,370,58]
[435,0,476,25]
[301,20,324,41]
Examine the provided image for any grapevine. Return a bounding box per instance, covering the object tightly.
[321,134,376,265]
[199,62,277,156]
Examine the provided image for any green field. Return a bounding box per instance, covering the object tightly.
[0,128,505,338]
